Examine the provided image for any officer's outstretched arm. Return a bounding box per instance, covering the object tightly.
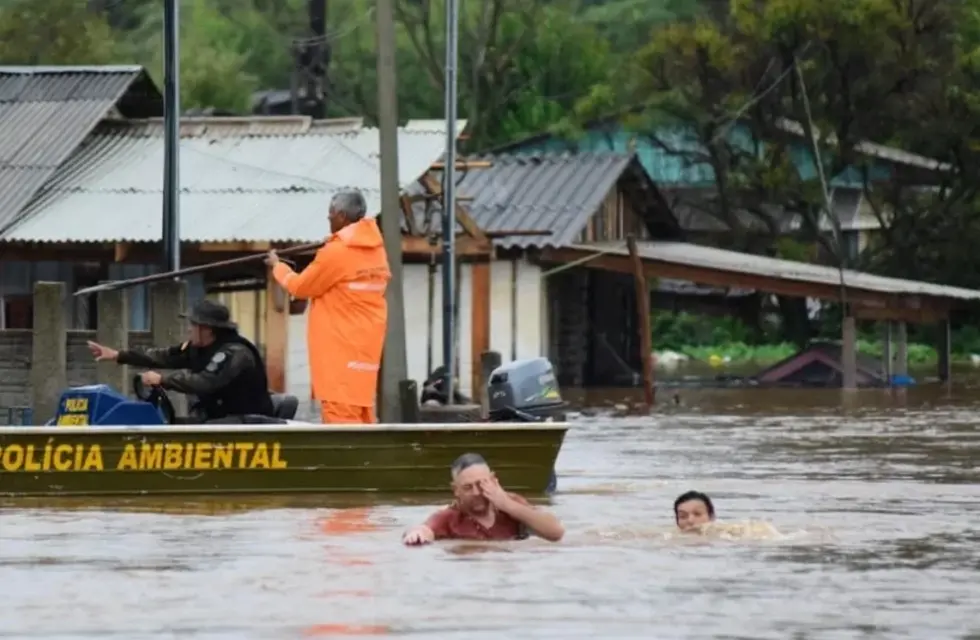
[160,347,247,396]
[118,342,195,369]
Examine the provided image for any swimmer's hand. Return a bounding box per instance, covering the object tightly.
[402,525,435,546]
[477,477,513,510]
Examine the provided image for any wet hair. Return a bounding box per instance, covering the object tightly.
[450,452,488,479]
[673,491,715,520]
[330,189,367,222]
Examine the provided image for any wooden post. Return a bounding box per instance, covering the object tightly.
[895,321,908,376]
[480,350,503,419]
[841,315,858,390]
[936,317,951,383]
[881,321,893,384]
[626,235,655,409]
[264,274,288,393]
[30,282,67,424]
[398,379,420,423]
[470,260,491,396]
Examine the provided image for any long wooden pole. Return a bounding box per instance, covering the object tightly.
[627,235,655,409]
[72,241,321,297]
[72,230,549,298]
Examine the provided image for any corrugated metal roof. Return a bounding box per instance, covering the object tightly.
[2,116,462,243]
[0,66,159,234]
[573,241,980,301]
[406,152,635,249]
[492,122,939,188]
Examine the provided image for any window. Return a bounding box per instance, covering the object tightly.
[1,295,33,329]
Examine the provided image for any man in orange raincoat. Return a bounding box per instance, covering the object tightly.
[265,190,390,424]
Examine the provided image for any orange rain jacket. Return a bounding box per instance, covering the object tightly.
[273,218,391,408]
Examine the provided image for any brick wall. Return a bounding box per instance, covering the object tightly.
[0,330,152,421]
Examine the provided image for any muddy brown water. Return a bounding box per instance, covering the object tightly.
[2,371,979,639]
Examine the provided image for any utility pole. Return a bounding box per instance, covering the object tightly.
[441,0,460,404]
[376,0,408,422]
[162,0,180,272]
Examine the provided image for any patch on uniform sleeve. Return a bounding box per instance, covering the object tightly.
[205,350,228,373]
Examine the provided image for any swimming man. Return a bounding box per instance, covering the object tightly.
[402,453,565,545]
[674,490,716,532]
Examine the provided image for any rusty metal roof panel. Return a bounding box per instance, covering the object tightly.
[577,240,980,301]
[406,152,634,249]
[2,117,458,243]
[0,66,150,233]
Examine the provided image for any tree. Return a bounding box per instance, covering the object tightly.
[393,0,615,148]
[582,0,700,53]
[858,0,980,288]
[0,0,119,65]
[597,0,978,341]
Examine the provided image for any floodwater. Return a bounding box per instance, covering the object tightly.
[2,372,980,639]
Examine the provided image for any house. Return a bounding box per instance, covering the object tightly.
[0,65,463,415]
[488,119,945,262]
[403,152,689,388]
[408,149,980,391]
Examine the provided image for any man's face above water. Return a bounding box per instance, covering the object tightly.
[675,498,713,531]
[452,464,494,514]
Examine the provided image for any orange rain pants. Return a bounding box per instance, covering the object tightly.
[320,401,377,425]
[273,217,390,425]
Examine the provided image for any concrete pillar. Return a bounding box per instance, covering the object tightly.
[936,318,951,383]
[151,280,188,417]
[30,282,67,423]
[96,283,129,392]
[894,322,908,376]
[881,321,893,384]
[841,315,858,390]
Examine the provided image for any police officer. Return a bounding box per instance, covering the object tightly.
[86,299,275,422]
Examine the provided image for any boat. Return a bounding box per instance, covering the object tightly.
[0,358,568,498]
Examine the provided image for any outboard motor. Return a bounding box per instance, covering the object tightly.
[487,357,566,422]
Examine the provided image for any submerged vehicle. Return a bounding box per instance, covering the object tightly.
[0,358,568,498]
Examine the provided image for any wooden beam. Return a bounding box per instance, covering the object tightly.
[405,193,475,203]
[198,241,271,252]
[485,229,553,238]
[418,172,488,240]
[470,260,491,396]
[538,246,953,319]
[402,234,491,257]
[429,161,493,170]
[263,272,289,393]
[627,236,655,409]
[0,243,161,263]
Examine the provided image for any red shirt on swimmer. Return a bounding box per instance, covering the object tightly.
[402,453,565,545]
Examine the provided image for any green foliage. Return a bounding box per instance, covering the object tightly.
[3,0,980,298]
[651,311,761,349]
[654,311,979,365]
[0,0,119,64]
[0,0,618,149]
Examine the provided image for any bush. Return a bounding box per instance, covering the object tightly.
[653,311,977,364]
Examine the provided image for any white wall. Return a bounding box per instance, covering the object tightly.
[284,257,546,404]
